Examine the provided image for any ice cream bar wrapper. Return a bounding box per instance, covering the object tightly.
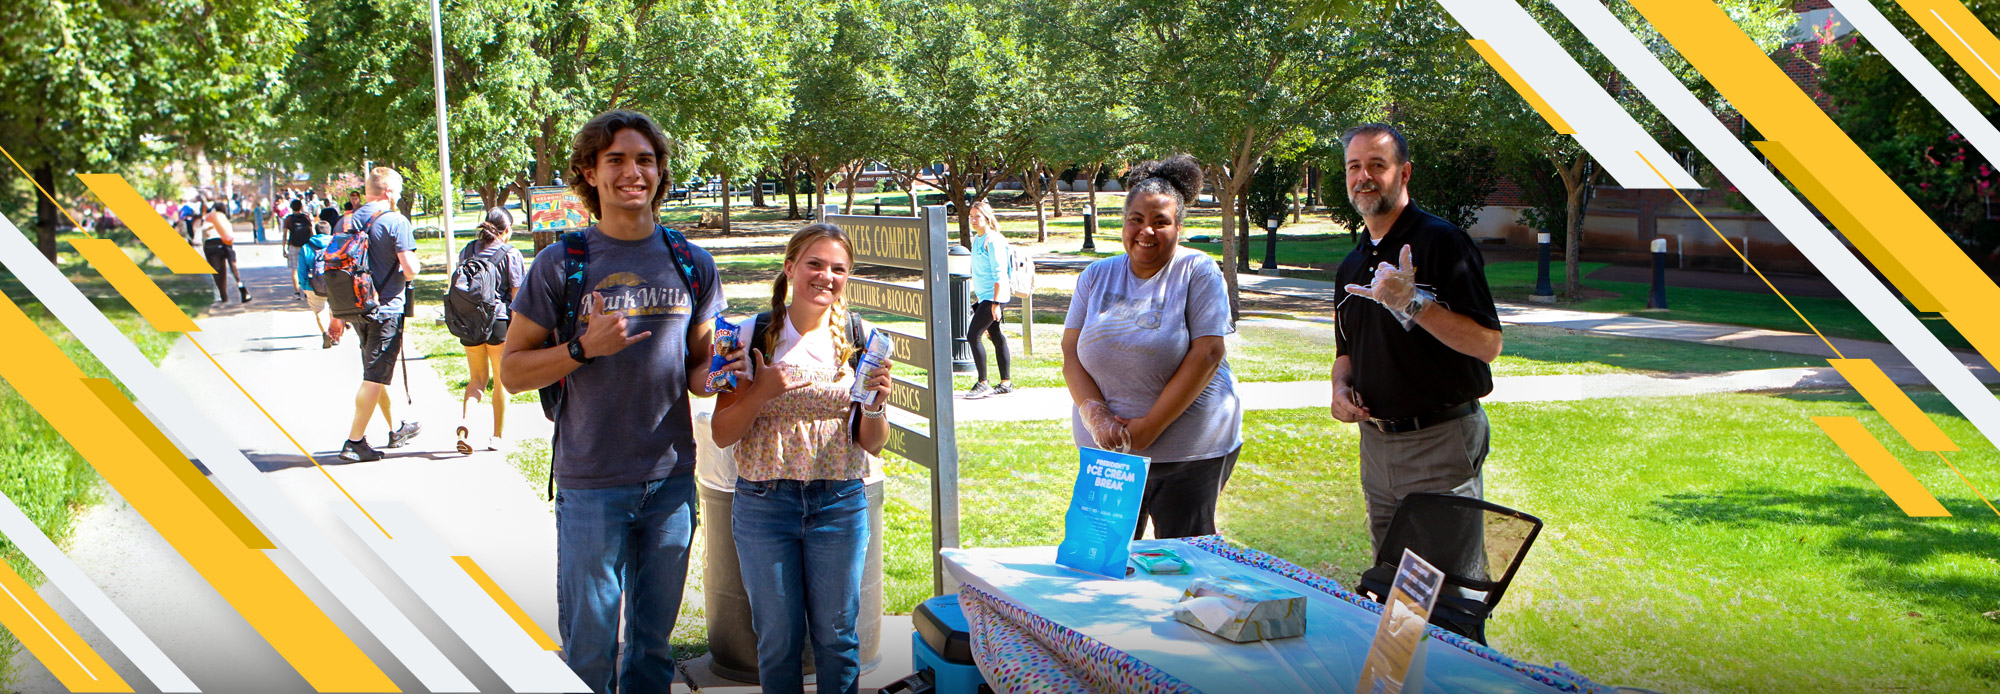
[850,330,894,407]
[1172,575,1307,642]
[707,316,743,393]
[1132,549,1189,575]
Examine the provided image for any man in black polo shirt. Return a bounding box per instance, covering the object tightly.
[1329,123,1504,550]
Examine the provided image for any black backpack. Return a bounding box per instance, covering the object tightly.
[284,212,314,247]
[444,244,509,342]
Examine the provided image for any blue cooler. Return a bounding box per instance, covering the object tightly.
[886,594,992,694]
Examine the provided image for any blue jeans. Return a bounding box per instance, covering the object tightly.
[732,478,869,694]
[556,474,698,694]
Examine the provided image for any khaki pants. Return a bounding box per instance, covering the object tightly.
[1358,405,1489,552]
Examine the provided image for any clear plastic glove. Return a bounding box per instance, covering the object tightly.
[1079,399,1131,453]
[1342,244,1432,331]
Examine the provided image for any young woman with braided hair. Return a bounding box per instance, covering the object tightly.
[454,208,526,454]
[710,222,891,694]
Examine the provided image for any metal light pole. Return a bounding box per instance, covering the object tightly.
[1259,216,1280,275]
[428,0,455,268]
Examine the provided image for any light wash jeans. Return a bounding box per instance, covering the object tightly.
[556,474,698,694]
[732,478,869,694]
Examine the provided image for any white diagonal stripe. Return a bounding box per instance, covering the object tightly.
[1829,0,2000,166]
[335,503,589,693]
[0,489,198,691]
[1434,0,1701,190]
[1538,0,2000,452]
[0,212,478,692]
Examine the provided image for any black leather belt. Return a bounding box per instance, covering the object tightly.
[1369,400,1479,434]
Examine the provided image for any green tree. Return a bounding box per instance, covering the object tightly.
[1816,7,1999,277]
[1067,0,1373,318]
[777,0,897,218]
[635,0,791,233]
[879,0,1043,246]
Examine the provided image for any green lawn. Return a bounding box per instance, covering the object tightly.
[0,237,214,684]
[1484,260,1973,350]
[891,393,2000,692]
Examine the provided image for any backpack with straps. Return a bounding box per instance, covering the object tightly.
[444,243,510,343]
[322,213,379,319]
[536,225,719,500]
[537,225,719,423]
[297,234,331,297]
[748,310,869,370]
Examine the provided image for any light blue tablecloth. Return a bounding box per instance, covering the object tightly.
[942,540,1565,694]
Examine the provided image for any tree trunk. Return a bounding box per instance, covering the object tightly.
[1555,154,1592,299]
[948,171,972,247]
[1051,173,1064,218]
[535,117,556,185]
[1031,164,1048,243]
[1086,163,1101,215]
[751,170,767,208]
[842,163,860,214]
[478,184,499,210]
[1213,168,1242,322]
[906,172,919,216]
[1237,195,1252,273]
[33,160,57,263]
[785,162,800,220]
[192,144,215,192]
[721,168,733,233]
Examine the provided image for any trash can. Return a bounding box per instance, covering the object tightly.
[694,410,885,683]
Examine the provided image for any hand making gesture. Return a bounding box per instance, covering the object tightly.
[1343,244,1418,312]
[577,290,653,360]
[741,348,814,405]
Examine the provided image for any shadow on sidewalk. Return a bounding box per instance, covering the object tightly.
[236,448,469,473]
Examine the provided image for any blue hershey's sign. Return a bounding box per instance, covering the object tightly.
[1056,447,1151,578]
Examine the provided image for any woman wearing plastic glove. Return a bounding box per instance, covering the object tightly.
[1060,155,1244,540]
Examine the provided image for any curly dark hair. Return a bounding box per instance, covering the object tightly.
[567,110,676,219]
[1123,154,1204,223]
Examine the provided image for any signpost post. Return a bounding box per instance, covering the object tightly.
[822,203,960,595]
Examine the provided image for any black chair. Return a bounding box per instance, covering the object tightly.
[1354,492,1543,645]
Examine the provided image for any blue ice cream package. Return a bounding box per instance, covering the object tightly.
[707,315,743,393]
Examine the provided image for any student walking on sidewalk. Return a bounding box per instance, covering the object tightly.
[964,200,1014,399]
[336,167,423,462]
[198,203,249,303]
[452,208,526,454]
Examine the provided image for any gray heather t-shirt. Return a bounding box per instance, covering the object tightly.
[513,226,725,488]
[351,201,417,316]
[1064,247,1243,463]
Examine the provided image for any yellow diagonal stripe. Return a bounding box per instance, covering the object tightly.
[1467,39,1576,135]
[1753,141,1942,312]
[0,558,131,692]
[66,239,200,333]
[453,556,560,651]
[1814,416,1952,516]
[1896,0,2000,103]
[1828,359,1959,452]
[1630,0,2000,379]
[81,378,273,548]
[0,293,396,692]
[73,173,212,275]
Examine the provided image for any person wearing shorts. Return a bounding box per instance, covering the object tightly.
[454,208,526,454]
[338,167,423,463]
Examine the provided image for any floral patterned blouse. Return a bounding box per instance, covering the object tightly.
[732,330,868,482]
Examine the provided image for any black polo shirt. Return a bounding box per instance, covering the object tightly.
[1333,204,1502,420]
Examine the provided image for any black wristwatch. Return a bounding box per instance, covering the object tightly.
[568,338,594,365]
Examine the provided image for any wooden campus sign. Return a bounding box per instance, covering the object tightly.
[821,205,960,596]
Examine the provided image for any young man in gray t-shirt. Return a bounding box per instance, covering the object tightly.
[500,110,735,694]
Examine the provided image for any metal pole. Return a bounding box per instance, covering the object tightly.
[1531,232,1556,303]
[1260,217,1280,274]
[428,0,455,269]
[922,205,961,596]
[1647,238,1669,310]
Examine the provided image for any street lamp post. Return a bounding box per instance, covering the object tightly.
[1260,216,1280,275]
[1081,203,1097,252]
[428,0,455,270]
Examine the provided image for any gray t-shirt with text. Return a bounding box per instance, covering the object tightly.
[1064,247,1243,463]
[513,227,724,488]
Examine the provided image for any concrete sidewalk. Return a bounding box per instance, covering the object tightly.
[16,241,568,693]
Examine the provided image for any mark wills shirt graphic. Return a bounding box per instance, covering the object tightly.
[581,271,691,329]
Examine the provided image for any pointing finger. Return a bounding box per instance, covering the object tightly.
[1345,283,1376,300]
[624,330,653,345]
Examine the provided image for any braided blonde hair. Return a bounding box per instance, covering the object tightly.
[768,222,859,368]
